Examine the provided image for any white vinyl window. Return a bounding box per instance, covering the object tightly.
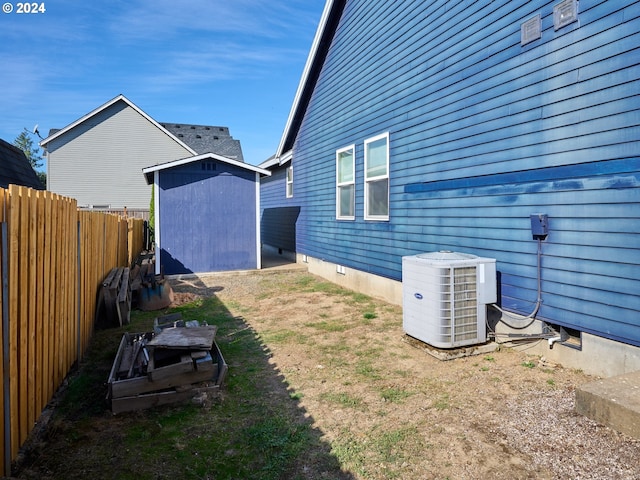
[286,165,293,198]
[364,132,389,221]
[336,145,355,219]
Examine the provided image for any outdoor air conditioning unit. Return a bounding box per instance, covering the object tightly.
[402,251,497,348]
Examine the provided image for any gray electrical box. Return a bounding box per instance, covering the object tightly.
[530,214,549,239]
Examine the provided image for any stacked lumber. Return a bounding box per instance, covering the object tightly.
[96,267,131,327]
[107,314,227,414]
[129,251,154,294]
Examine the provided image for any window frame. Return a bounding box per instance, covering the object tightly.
[364,132,390,221]
[336,144,356,220]
[286,165,293,198]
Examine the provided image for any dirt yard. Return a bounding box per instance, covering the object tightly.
[170,270,640,479]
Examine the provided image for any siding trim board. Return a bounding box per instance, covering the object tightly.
[153,170,161,275]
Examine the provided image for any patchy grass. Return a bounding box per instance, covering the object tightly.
[305,319,352,332]
[373,425,419,464]
[15,290,346,480]
[331,431,368,477]
[260,328,309,345]
[331,425,423,479]
[355,360,382,381]
[380,387,413,403]
[320,392,364,409]
[432,393,451,410]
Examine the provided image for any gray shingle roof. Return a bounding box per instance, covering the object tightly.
[161,123,244,162]
[0,138,45,190]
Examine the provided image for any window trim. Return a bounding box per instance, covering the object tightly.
[364,132,390,221]
[336,144,356,220]
[286,165,293,198]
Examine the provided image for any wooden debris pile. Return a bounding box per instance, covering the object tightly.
[96,266,131,327]
[95,251,174,329]
[130,251,174,311]
[107,313,227,414]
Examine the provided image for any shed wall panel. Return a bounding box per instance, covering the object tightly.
[159,161,258,274]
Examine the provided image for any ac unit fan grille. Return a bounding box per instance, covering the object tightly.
[441,266,478,343]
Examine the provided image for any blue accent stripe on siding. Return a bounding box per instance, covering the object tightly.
[405,158,640,193]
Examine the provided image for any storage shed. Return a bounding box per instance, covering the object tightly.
[143,153,270,275]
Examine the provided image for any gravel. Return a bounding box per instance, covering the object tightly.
[496,388,640,479]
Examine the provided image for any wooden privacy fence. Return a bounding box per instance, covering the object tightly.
[0,185,145,474]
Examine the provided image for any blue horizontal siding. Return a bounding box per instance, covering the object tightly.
[260,164,302,252]
[264,0,640,346]
[261,165,286,206]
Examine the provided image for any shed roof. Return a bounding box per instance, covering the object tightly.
[142,152,270,184]
[0,138,45,190]
[160,123,244,162]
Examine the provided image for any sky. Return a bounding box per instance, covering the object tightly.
[0,0,326,168]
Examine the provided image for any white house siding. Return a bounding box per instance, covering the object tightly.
[46,100,193,209]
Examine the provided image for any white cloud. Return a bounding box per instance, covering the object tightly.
[135,40,306,93]
[107,0,319,43]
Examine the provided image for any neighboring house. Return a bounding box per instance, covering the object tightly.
[40,95,243,212]
[0,138,44,190]
[143,153,270,275]
[261,0,640,377]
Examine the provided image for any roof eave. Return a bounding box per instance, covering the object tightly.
[275,0,346,157]
[259,150,292,170]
